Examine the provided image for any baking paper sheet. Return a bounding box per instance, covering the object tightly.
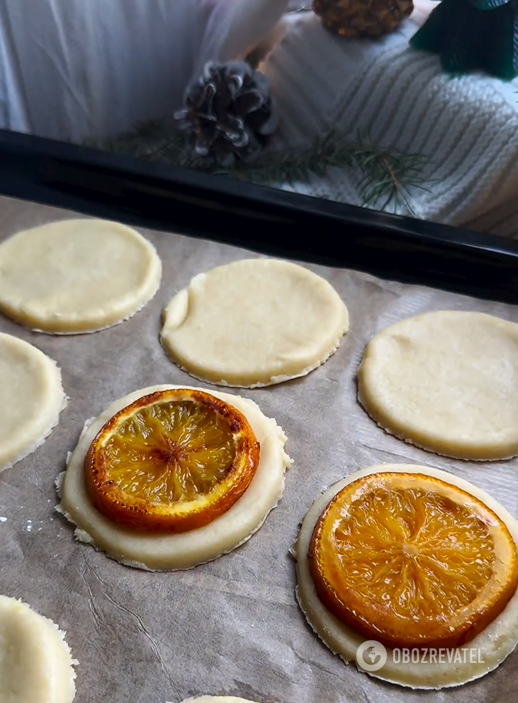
[0,194,516,703]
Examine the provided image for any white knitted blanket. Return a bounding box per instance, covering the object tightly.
[262,10,518,238]
[1,1,517,238]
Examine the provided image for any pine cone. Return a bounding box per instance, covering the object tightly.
[174,61,277,167]
[313,0,414,38]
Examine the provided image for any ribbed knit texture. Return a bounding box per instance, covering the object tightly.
[1,2,517,238]
[262,12,518,238]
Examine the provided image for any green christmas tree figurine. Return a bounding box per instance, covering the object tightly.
[410,0,518,80]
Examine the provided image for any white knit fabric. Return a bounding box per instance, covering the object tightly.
[0,0,289,142]
[262,11,518,237]
[1,1,517,238]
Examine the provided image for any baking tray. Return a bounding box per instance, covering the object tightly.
[1,129,518,703]
[1,128,518,305]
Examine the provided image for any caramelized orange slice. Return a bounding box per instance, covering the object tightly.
[85,389,260,532]
[309,472,518,650]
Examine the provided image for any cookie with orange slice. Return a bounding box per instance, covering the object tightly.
[57,385,291,570]
[295,464,518,688]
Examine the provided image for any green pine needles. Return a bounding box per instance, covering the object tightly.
[85,120,429,215]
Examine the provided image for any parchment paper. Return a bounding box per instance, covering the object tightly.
[0,193,516,703]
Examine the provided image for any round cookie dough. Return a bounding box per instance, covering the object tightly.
[160,258,349,387]
[57,385,291,570]
[0,333,66,473]
[176,698,263,703]
[0,219,162,334]
[358,311,518,460]
[295,464,518,689]
[0,595,77,703]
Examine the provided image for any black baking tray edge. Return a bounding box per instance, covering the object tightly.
[1,129,518,305]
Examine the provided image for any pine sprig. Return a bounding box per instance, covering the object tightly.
[83,120,186,163]
[84,120,429,215]
[348,136,429,215]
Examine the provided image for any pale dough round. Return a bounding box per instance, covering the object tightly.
[0,333,66,473]
[0,595,77,703]
[358,311,518,460]
[57,385,292,570]
[0,219,162,334]
[177,698,262,703]
[295,463,518,689]
[160,258,349,387]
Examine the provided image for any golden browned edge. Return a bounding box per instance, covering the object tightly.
[84,389,260,532]
[308,471,518,649]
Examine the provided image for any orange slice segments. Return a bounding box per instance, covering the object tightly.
[85,389,260,533]
[308,472,518,650]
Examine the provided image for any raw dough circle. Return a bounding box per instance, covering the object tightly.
[58,385,291,570]
[0,219,162,334]
[0,333,66,473]
[177,698,261,703]
[0,595,77,703]
[358,311,518,460]
[161,258,349,387]
[295,464,518,689]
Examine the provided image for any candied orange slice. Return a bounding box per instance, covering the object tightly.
[85,389,260,532]
[308,472,518,650]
